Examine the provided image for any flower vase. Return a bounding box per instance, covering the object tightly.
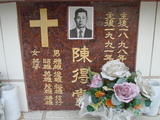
[1,84,21,120]
[144,80,160,116]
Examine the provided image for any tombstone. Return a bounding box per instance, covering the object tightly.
[17,1,140,110]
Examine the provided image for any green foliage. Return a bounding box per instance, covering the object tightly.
[116,103,125,108]
[84,65,152,117]
[111,94,122,106]
[127,72,136,83]
[116,77,126,84]
[91,88,99,93]
[134,109,141,116]
[87,105,95,112]
[145,99,152,107]
[91,93,100,104]
[125,102,133,109]
[86,90,91,95]
[134,94,142,99]
[88,67,93,82]
[133,99,142,107]
[102,86,113,91]
[103,94,112,100]
[107,82,115,88]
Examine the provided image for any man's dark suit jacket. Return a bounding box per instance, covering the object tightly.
[70,28,92,38]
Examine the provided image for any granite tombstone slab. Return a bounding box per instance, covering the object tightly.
[17,1,140,110]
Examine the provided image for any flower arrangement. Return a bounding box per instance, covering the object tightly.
[79,59,155,119]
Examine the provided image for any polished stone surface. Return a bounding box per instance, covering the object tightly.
[18,1,140,110]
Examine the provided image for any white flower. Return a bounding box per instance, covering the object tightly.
[100,59,131,81]
[135,70,154,99]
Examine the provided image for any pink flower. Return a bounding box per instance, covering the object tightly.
[89,74,103,88]
[114,82,140,103]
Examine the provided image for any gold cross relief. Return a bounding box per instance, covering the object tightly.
[30,8,58,47]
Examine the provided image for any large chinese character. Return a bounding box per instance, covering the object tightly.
[54,71,62,83]
[43,71,52,82]
[118,55,127,62]
[72,69,79,83]
[42,59,52,69]
[79,68,89,84]
[31,49,40,56]
[53,58,62,70]
[53,50,60,57]
[72,88,86,106]
[32,58,40,70]
[105,41,115,49]
[54,84,63,94]
[72,68,89,84]
[103,54,114,61]
[118,29,129,38]
[104,12,115,28]
[105,32,115,39]
[44,83,52,94]
[44,95,53,105]
[55,95,63,106]
[117,41,128,54]
[72,46,92,63]
[118,12,129,38]
[118,12,128,28]
[104,41,115,61]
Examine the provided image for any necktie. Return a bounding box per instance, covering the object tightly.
[79,30,83,38]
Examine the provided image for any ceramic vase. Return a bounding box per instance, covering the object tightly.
[1,84,21,120]
[144,80,160,116]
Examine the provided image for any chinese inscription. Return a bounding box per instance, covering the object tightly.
[19,1,139,110]
[104,12,129,62]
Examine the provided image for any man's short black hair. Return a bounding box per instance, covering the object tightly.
[75,8,88,17]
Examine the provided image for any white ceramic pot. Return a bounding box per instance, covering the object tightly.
[144,80,160,116]
[1,84,21,120]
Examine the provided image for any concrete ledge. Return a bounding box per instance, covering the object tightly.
[19,110,160,120]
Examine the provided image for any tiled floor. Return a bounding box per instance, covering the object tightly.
[17,110,160,120]
[18,110,100,120]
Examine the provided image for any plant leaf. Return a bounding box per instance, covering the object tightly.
[111,94,122,106]
[87,105,95,112]
[88,67,93,82]
[91,71,99,75]
[145,99,151,107]
[86,90,91,95]
[133,99,142,107]
[134,110,141,116]
[127,72,136,83]
[102,86,113,91]
[134,94,142,99]
[116,77,126,84]
[91,93,100,104]
[107,82,115,88]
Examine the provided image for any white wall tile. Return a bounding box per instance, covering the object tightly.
[0,2,24,80]
[0,20,8,79]
[151,2,160,76]
[136,2,156,76]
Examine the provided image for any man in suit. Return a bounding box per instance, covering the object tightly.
[70,8,92,38]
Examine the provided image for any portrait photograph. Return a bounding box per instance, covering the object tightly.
[68,6,94,40]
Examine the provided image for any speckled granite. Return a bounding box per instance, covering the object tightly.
[17,1,140,110]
